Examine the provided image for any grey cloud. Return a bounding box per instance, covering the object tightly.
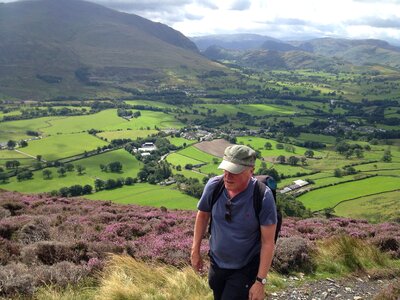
[256,18,308,26]
[230,0,251,11]
[346,17,400,29]
[93,0,192,13]
[195,0,218,10]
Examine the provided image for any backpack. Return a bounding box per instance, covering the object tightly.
[208,175,282,242]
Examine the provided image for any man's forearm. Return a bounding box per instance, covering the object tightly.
[192,211,210,252]
[257,224,276,279]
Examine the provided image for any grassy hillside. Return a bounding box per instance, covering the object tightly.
[0,0,227,99]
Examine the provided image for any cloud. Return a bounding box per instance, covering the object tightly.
[347,16,400,29]
[230,0,251,10]
[94,0,192,13]
[195,0,218,10]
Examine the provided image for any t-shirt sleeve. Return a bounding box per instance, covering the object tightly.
[259,187,277,226]
[197,175,223,212]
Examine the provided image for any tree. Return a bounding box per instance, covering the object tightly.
[42,169,52,179]
[17,170,33,181]
[304,150,314,158]
[276,155,286,164]
[19,140,28,147]
[7,140,16,149]
[59,187,69,197]
[288,156,300,166]
[334,168,342,177]
[0,172,8,183]
[82,185,93,194]
[57,167,66,177]
[382,149,392,162]
[285,145,296,153]
[108,161,123,173]
[264,142,272,150]
[125,177,135,185]
[76,165,86,175]
[276,143,284,150]
[65,163,75,172]
[94,178,105,191]
[69,185,83,196]
[99,164,107,172]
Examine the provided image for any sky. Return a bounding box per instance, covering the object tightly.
[3,0,400,44]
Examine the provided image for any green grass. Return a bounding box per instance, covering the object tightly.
[236,136,324,157]
[297,176,400,211]
[297,133,336,145]
[86,183,197,210]
[0,109,184,139]
[334,191,400,222]
[192,103,296,116]
[21,133,109,161]
[0,149,142,193]
[96,129,157,141]
[167,137,196,147]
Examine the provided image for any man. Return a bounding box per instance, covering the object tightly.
[191,145,277,300]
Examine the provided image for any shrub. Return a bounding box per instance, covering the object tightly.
[35,241,88,265]
[17,219,50,244]
[272,237,316,274]
[0,263,35,296]
[0,237,20,265]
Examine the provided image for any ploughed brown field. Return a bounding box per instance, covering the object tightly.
[194,139,232,157]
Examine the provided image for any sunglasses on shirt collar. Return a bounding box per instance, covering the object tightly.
[225,199,232,222]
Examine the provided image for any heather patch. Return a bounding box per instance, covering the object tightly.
[0,190,399,297]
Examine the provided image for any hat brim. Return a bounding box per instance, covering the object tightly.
[218,160,247,174]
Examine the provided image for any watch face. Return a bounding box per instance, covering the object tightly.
[261,278,267,284]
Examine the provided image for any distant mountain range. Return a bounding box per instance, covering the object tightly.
[192,34,400,71]
[0,0,225,100]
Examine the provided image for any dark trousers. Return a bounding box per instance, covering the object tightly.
[208,255,259,300]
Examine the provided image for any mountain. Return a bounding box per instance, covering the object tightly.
[190,33,278,51]
[290,38,400,68]
[202,46,351,72]
[195,34,400,71]
[0,0,225,100]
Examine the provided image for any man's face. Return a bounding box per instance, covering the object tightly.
[223,167,253,193]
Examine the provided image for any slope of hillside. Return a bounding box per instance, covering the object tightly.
[291,38,400,68]
[0,0,225,100]
[0,190,399,298]
[190,33,278,51]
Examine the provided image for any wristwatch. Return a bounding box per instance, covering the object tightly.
[256,276,267,285]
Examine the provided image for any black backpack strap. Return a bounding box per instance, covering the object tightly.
[253,180,266,220]
[208,177,225,235]
[254,175,282,242]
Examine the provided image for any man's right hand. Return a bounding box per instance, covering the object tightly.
[191,250,203,273]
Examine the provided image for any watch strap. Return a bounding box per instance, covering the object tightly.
[256,276,267,285]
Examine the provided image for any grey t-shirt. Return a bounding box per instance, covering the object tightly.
[198,175,277,269]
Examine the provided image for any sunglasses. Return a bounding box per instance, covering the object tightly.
[225,199,232,222]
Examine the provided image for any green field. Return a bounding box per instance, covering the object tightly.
[97,130,157,141]
[0,149,142,193]
[167,137,196,147]
[192,103,296,116]
[334,191,400,223]
[86,183,198,210]
[297,133,336,144]
[0,109,184,139]
[236,136,324,157]
[21,133,109,161]
[298,176,400,211]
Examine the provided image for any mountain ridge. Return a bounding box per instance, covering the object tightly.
[0,0,225,100]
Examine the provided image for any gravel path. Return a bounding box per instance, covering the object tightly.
[266,276,399,300]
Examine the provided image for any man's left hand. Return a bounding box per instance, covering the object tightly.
[248,282,265,300]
